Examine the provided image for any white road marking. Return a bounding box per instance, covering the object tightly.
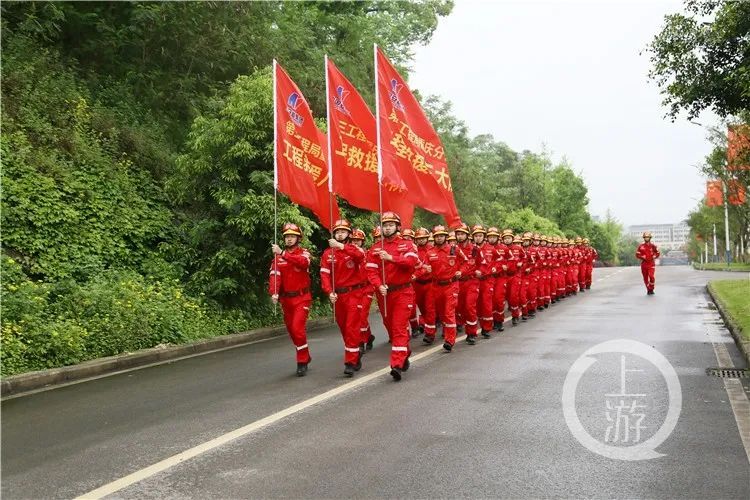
[711,340,750,464]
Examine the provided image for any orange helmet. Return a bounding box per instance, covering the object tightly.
[532,232,541,240]
[447,231,457,242]
[522,231,533,241]
[381,211,401,225]
[471,224,486,235]
[371,226,382,238]
[583,238,590,244]
[501,229,514,238]
[333,219,352,233]
[401,228,415,239]
[432,225,449,237]
[643,231,652,238]
[282,222,302,239]
[414,227,430,239]
[574,236,583,244]
[351,228,365,240]
[487,227,500,237]
[454,223,470,235]
[513,234,523,244]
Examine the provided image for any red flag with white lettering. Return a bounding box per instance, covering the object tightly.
[325,56,414,226]
[274,61,339,230]
[375,46,461,227]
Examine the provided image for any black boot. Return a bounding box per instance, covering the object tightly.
[359,342,366,356]
[344,364,355,377]
[354,356,362,371]
[402,357,410,371]
[536,306,544,312]
[423,335,435,345]
[497,322,505,332]
[296,363,308,377]
[481,330,491,339]
[456,325,464,334]
[512,317,519,326]
[366,334,375,350]
[521,315,528,322]
[443,342,453,352]
[466,335,476,345]
[390,367,402,381]
[586,285,591,290]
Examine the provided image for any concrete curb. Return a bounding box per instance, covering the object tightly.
[1,316,336,398]
[694,265,750,273]
[706,283,750,367]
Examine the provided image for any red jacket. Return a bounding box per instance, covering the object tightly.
[268,246,312,297]
[508,244,526,276]
[320,243,366,294]
[366,236,419,288]
[477,242,496,278]
[458,241,482,279]
[424,243,467,283]
[636,243,660,263]
[415,244,433,282]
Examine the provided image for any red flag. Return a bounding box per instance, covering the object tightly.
[728,124,750,171]
[274,61,339,230]
[375,46,461,228]
[706,180,723,207]
[728,179,747,205]
[325,56,414,226]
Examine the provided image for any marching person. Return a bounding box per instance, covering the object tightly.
[491,228,512,331]
[636,231,660,295]
[474,225,496,337]
[366,212,419,381]
[520,231,535,321]
[402,228,422,338]
[320,220,367,377]
[350,228,375,352]
[269,223,313,377]
[583,238,597,290]
[507,232,525,325]
[424,225,467,350]
[413,227,437,342]
[365,226,385,346]
[456,223,482,342]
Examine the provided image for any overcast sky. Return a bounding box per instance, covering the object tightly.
[410,0,715,227]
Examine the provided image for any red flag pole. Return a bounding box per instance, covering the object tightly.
[324,54,336,316]
[374,43,387,317]
[272,59,279,316]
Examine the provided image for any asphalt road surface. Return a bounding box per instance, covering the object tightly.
[2,266,749,499]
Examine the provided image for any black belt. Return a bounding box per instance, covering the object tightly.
[334,282,366,295]
[479,275,493,281]
[433,277,458,286]
[386,282,412,292]
[280,287,310,298]
[415,278,431,285]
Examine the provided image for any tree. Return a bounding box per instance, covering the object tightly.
[647,0,750,120]
[547,162,592,237]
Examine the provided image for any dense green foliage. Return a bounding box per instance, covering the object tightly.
[709,280,750,341]
[1,1,614,376]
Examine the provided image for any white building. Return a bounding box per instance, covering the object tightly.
[627,222,689,251]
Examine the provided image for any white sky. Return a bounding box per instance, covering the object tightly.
[410,0,715,227]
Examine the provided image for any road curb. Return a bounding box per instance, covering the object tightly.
[1,316,336,398]
[706,283,750,367]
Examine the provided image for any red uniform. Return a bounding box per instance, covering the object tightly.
[414,243,436,337]
[507,243,526,319]
[476,242,497,332]
[457,240,482,337]
[586,247,598,288]
[636,242,660,292]
[269,246,312,364]
[321,243,367,366]
[366,236,419,369]
[424,243,467,346]
[526,244,540,314]
[493,243,513,325]
[537,245,550,308]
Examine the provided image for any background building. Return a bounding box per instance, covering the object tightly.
[627,222,689,252]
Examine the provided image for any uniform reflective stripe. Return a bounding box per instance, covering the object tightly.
[423,324,436,329]
[296,344,309,351]
[480,317,493,321]
[404,252,418,259]
[357,305,363,309]
[443,323,457,328]
[391,346,408,352]
[320,268,331,274]
[466,320,478,326]
[269,270,281,275]
[366,263,379,269]
[345,347,361,353]
[360,328,369,332]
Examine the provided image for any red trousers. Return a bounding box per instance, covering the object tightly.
[527,273,539,311]
[555,269,566,298]
[377,287,414,369]
[641,262,656,291]
[585,265,594,287]
[578,265,586,289]
[478,278,495,331]
[334,290,364,365]
[521,276,530,315]
[508,275,523,318]
[359,290,374,344]
[493,276,508,324]
[433,282,458,345]
[457,278,480,335]
[281,296,311,364]
[414,281,436,336]
[566,266,579,293]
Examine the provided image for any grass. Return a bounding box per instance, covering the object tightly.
[694,262,750,272]
[709,279,750,341]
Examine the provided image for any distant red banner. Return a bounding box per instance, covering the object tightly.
[728,124,750,171]
[706,180,723,207]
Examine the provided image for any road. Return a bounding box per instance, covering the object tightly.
[2,266,749,498]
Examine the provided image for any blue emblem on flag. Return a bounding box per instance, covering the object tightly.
[389,78,405,112]
[287,92,305,126]
[333,85,351,116]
